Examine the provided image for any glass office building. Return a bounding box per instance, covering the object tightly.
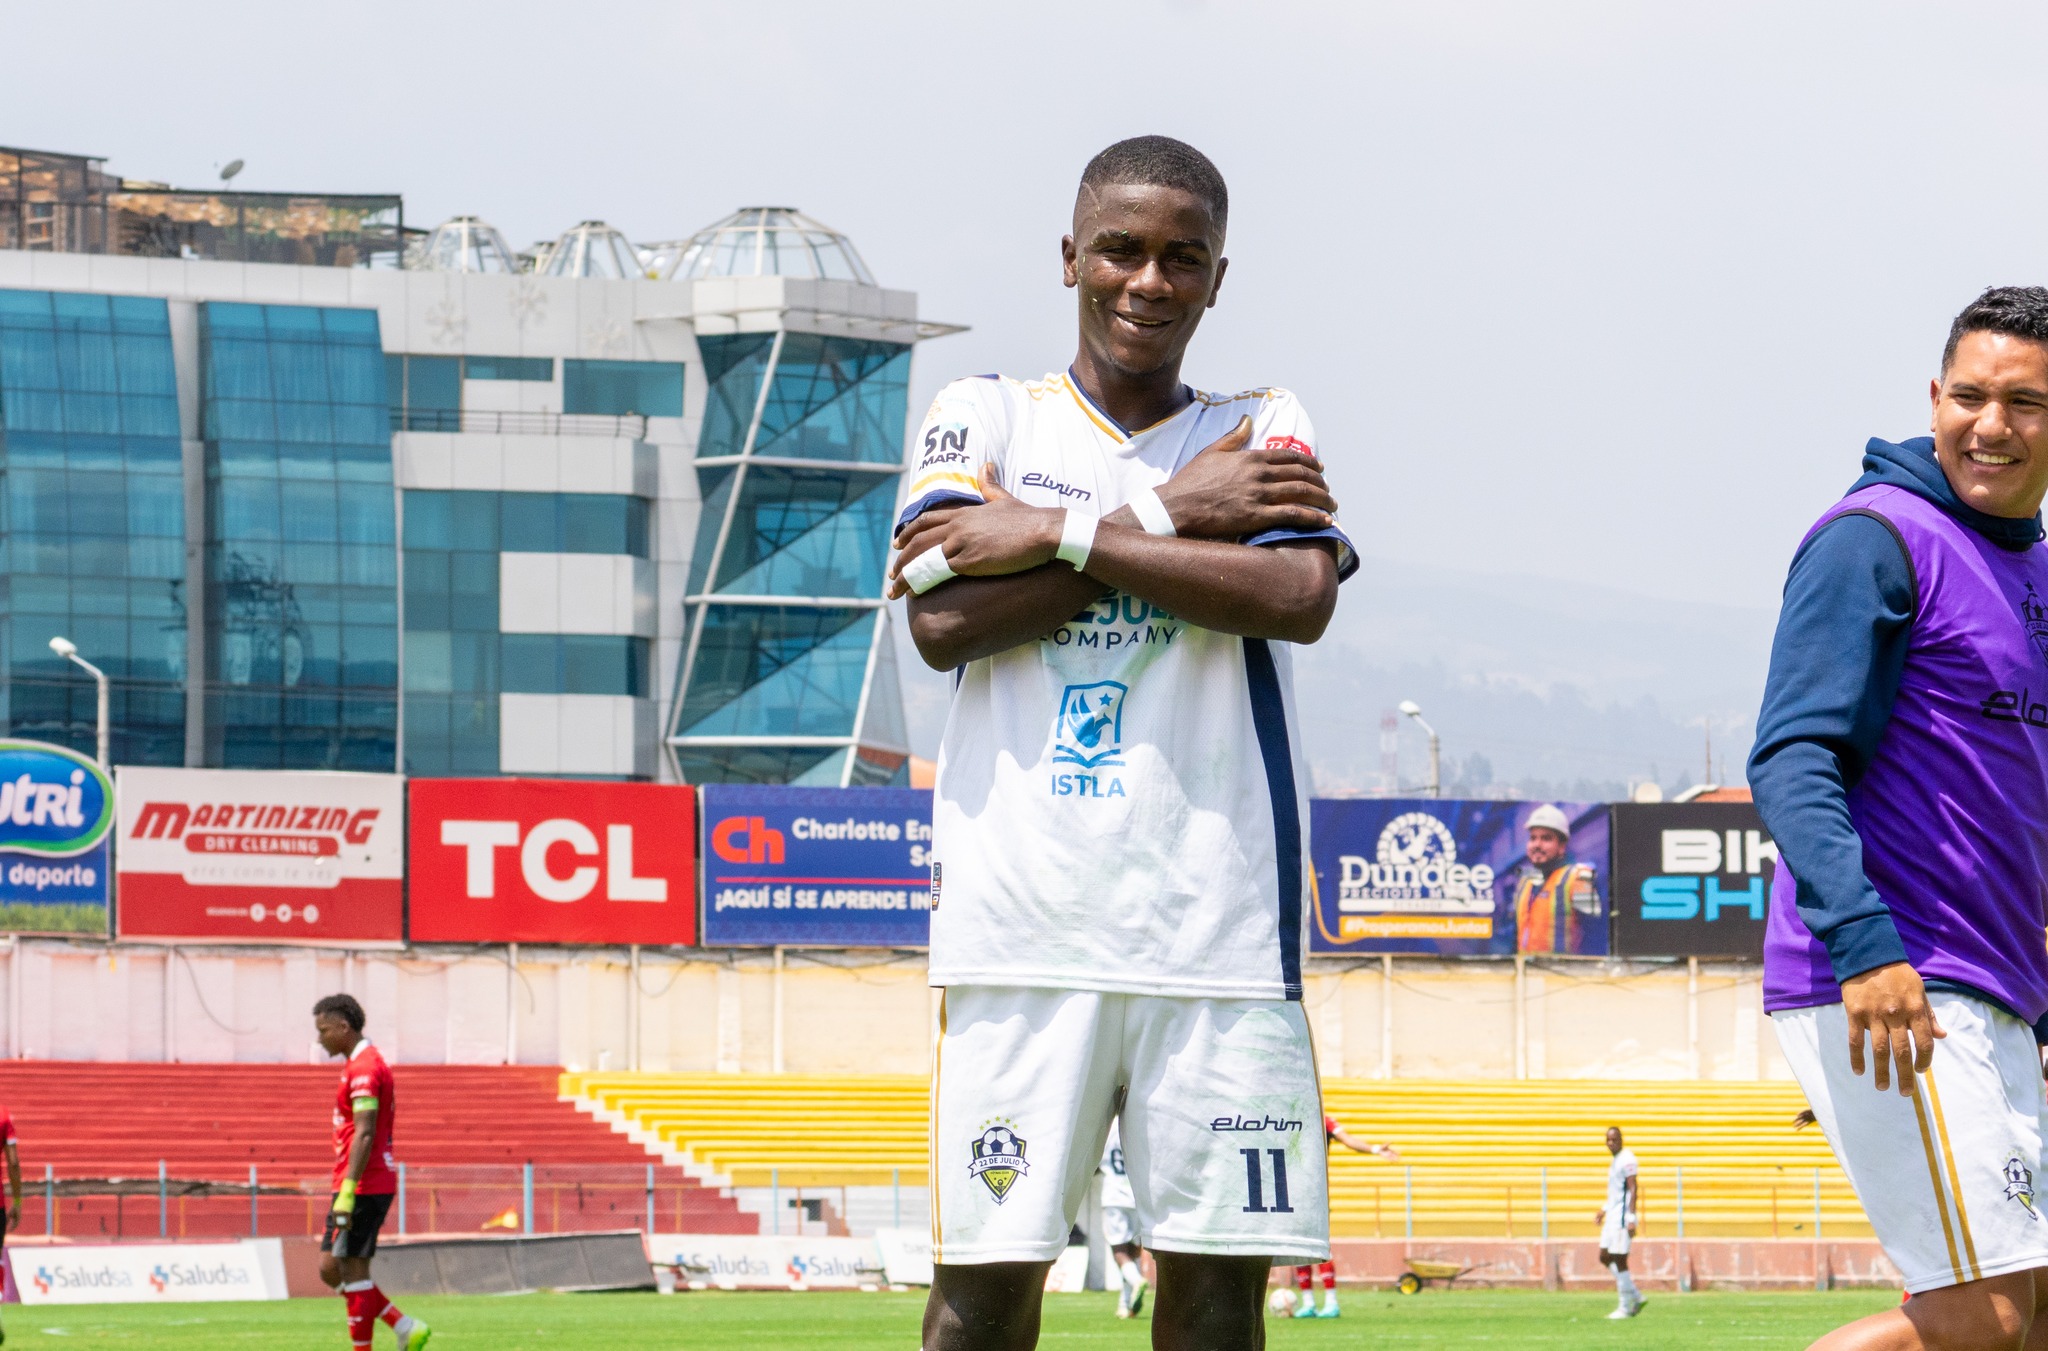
[0,161,958,783]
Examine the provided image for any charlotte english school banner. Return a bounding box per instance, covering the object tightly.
[1309,798,1612,956]
[114,768,404,944]
[0,739,113,935]
[1608,801,1777,958]
[700,785,932,947]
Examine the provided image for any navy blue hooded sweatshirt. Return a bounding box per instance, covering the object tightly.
[1748,436,2045,1006]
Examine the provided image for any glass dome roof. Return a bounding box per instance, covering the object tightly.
[408,215,520,273]
[536,220,648,280]
[646,207,876,286]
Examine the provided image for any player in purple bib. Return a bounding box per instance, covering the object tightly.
[1752,288,2048,1350]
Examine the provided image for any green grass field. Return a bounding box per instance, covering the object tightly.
[7,1288,1900,1348]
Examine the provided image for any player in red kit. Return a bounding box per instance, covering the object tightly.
[0,1102,21,1344]
[1288,1114,1397,1318]
[314,994,430,1351]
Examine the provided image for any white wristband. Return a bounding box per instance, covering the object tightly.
[1055,509,1098,571]
[1129,484,1177,537]
[901,547,957,595]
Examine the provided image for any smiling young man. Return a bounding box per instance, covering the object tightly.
[893,136,1354,1350]
[1752,287,2048,1351]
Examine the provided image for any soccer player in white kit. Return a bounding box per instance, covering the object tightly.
[1098,1120,1148,1318]
[1596,1127,1643,1319]
[891,136,1351,1350]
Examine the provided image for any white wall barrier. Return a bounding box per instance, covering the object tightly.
[646,1234,886,1289]
[16,1239,287,1305]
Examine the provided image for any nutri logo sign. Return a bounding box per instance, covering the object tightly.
[700,785,932,948]
[407,779,696,944]
[114,768,403,944]
[0,739,114,934]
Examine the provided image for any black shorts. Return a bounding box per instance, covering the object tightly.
[321,1191,393,1259]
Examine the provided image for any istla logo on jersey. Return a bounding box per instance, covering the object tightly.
[969,1121,1030,1203]
[1051,681,1128,799]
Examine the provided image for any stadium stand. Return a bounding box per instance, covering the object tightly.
[1,1063,751,1238]
[564,1073,1868,1239]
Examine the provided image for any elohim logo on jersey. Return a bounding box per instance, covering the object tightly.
[969,1122,1029,1203]
[1053,681,1127,772]
[1979,582,2048,727]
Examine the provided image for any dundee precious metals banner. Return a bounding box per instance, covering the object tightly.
[700,786,932,947]
[1309,797,1612,956]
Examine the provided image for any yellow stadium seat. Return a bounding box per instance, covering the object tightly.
[560,1073,1864,1239]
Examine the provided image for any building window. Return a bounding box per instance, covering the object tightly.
[201,301,395,771]
[463,355,553,382]
[404,489,649,557]
[386,354,461,432]
[564,359,683,417]
[0,288,186,765]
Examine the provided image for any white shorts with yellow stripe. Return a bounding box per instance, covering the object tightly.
[1774,992,2048,1293]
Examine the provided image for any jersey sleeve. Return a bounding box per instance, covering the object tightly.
[897,378,1010,531]
[1243,392,1358,581]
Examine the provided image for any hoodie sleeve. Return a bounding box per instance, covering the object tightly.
[1747,512,1916,983]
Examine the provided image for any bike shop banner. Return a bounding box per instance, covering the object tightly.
[407,778,697,944]
[700,785,932,947]
[1608,801,1777,958]
[1309,798,1612,956]
[0,739,113,935]
[19,1239,289,1305]
[114,768,403,944]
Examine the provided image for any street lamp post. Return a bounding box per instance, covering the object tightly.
[1398,699,1440,799]
[49,637,109,769]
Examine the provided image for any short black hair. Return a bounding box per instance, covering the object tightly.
[1078,136,1228,233]
[313,993,365,1032]
[1944,286,2048,371]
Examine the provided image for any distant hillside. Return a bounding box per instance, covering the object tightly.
[891,554,1778,801]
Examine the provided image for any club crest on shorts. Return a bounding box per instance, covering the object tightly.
[1053,681,1127,769]
[2004,1152,2039,1221]
[969,1122,1030,1203]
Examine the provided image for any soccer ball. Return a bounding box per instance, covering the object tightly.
[1268,1287,1299,1317]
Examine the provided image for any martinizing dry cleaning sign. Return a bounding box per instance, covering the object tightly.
[0,739,113,934]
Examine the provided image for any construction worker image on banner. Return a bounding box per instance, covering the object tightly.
[1508,804,1603,954]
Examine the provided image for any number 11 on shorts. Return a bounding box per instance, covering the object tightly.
[1241,1147,1293,1213]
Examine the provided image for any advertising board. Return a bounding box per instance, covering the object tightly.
[1608,801,1777,958]
[114,768,403,944]
[646,1234,886,1290]
[699,785,931,948]
[407,779,696,944]
[18,1239,287,1305]
[1309,798,1611,956]
[0,739,113,934]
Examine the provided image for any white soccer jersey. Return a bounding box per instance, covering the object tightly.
[904,370,1356,1001]
[1605,1148,1638,1217]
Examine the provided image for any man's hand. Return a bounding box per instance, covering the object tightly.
[1152,415,1337,541]
[887,464,1063,599]
[1843,961,1945,1096]
[5,1208,16,1233]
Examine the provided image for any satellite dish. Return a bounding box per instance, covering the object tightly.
[220,160,245,183]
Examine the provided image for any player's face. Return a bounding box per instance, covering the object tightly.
[1605,1128,1622,1154]
[1931,331,2048,519]
[1063,183,1226,380]
[1527,827,1567,867]
[314,1012,353,1057]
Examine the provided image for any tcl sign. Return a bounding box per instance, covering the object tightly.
[407,780,696,944]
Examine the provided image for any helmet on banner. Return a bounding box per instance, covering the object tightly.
[1526,804,1572,840]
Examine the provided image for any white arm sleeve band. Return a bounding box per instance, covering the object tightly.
[1055,510,1098,571]
[901,547,958,595]
[1128,484,1177,537]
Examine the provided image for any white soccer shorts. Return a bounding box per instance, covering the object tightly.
[1101,1205,1138,1248]
[930,986,1330,1264]
[1599,1207,1632,1256]
[1774,991,2048,1293]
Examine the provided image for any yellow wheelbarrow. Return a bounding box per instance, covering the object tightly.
[1396,1258,1476,1294]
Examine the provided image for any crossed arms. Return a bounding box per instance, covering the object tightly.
[891,417,1345,670]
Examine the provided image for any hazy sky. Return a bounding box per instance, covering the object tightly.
[12,0,2048,616]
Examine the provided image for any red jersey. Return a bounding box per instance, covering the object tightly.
[1324,1114,1339,1145]
[332,1040,397,1195]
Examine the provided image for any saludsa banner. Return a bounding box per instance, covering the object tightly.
[114,768,404,944]
[700,785,932,947]
[1310,798,1612,956]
